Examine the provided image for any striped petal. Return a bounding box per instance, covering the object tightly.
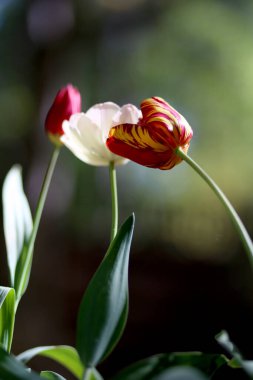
[140,97,193,147]
[107,123,183,170]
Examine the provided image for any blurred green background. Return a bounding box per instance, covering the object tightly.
[1,0,253,378]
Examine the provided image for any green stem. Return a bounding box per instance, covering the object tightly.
[82,367,97,380]
[82,368,89,380]
[176,147,253,268]
[109,161,118,241]
[82,368,87,380]
[15,146,60,306]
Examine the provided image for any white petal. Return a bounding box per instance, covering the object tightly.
[86,102,120,134]
[68,112,84,124]
[62,116,107,165]
[113,104,141,125]
[61,113,128,166]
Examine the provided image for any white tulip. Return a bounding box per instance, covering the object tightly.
[61,102,141,166]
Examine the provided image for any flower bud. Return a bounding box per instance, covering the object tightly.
[45,84,81,145]
[107,96,193,170]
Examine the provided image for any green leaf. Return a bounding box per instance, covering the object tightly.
[40,371,66,380]
[143,366,208,380]
[216,330,253,378]
[0,287,15,352]
[111,352,227,380]
[2,166,33,294]
[17,346,84,379]
[83,368,103,380]
[0,346,41,380]
[77,214,135,368]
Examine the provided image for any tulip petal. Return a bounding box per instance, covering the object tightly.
[62,114,128,166]
[141,97,181,126]
[141,97,193,146]
[86,102,121,141]
[113,104,141,125]
[62,121,111,166]
[107,123,182,170]
[45,84,81,140]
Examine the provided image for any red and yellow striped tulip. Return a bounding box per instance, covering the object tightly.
[106,97,193,170]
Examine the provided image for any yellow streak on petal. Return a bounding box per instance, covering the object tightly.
[148,107,178,126]
[111,124,168,152]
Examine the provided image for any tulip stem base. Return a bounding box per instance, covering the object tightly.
[109,161,118,241]
[15,146,61,307]
[176,147,253,268]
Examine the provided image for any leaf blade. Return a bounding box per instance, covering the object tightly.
[77,214,135,367]
[17,346,84,379]
[0,287,15,352]
[0,347,41,380]
[111,352,227,380]
[2,165,33,288]
[145,366,208,380]
[40,371,66,380]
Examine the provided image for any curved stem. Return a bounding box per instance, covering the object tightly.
[176,147,253,268]
[15,146,60,306]
[82,368,99,380]
[82,368,88,380]
[109,161,118,241]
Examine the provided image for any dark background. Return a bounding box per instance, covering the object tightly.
[0,0,253,378]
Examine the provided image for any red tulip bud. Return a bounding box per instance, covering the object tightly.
[45,84,81,145]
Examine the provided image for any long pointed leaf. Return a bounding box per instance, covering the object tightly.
[0,347,41,380]
[2,166,33,289]
[0,287,15,352]
[77,214,135,367]
[17,345,84,379]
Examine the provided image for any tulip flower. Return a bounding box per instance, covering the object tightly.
[45,84,81,146]
[61,102,141,166]
[61,101,140,240]
[107,96,253,269]
[106,97,193,170]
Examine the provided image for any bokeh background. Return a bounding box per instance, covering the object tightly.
[1,0,253,378]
